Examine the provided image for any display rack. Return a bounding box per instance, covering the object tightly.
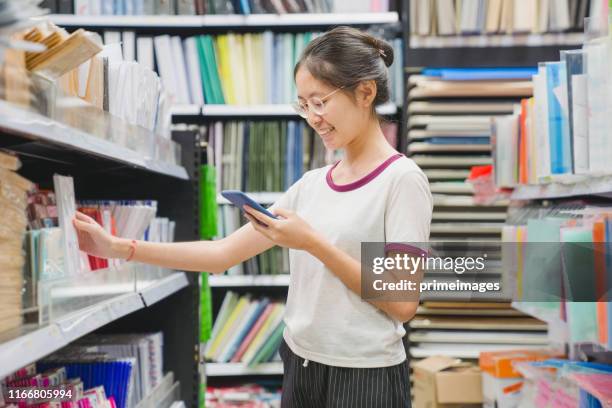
[45,12,399,28]
[208,274,290,287]
[0,103,202,405]
[201,102,397,117]
[511,174,612,200]
[0,272,188,379]
[205,362,283,377]
[0,100,188,180]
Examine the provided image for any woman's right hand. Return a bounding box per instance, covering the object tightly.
[72,211,126,259]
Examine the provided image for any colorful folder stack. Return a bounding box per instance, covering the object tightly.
[204,292,285,367]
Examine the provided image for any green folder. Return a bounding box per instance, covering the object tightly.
[207,35,225,104]
[196,36,214,104]
[199,164,218,343]
[248,322,285,367]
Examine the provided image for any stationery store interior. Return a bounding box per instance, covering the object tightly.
[1,0,612,407]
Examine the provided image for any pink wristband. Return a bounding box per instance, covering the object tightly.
[126,240,137,262]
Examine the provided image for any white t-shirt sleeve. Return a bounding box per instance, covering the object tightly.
[384,170,432,255]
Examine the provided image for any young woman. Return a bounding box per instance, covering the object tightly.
[73,26,432,407]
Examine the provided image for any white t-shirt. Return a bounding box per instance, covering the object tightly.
[270,153,433,368]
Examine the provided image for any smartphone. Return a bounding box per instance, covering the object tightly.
[221,190,278,220]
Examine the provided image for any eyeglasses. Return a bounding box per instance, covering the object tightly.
[292,86,345,119]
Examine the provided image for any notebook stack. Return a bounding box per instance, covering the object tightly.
[101,31,403,107]
[407,67,533,241]
[410,0,603,37]
[205,292,285,367]
[492,43,612,186]
[0,151,34,335]
[205,120,331,193]
[407,301,548,400]
[217,203,289,276]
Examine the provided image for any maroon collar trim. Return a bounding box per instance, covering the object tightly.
[326,153,404,192]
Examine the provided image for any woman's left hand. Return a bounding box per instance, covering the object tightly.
[243,206,321,251]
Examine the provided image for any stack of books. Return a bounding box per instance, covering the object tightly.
[204,120,330,193]
[492,30,612,187]
[409,302,548,361]
[410,0,604,37]
[49,0,396,15]
[408,67,532,239]
[103,31,403,107]
[204,292,285,367]
[0,151,34,335]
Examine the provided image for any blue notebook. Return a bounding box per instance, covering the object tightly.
[422,67,538,81]
[545,62,572,174]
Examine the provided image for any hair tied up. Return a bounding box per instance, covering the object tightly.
[378,49,387,58]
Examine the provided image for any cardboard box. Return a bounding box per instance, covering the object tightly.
[413,356,483,408]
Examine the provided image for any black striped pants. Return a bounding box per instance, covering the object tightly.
[279,340,412,408]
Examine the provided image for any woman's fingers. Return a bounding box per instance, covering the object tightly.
[245,212,269,232]
[272,207,291,218]
[244,206,275,226]
[75,211,96,224]
[73,217,97,233]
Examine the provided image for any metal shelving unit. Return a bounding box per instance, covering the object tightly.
[511,174,612,200]
[0,102,202,405]
[0,101,188,180]
[201,102,398,117]
[205,362,283,376]
[0,272,188,379]
[46,12,399,28]
[209,274,290,287]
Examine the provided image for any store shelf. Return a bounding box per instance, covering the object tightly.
[0,100,188,180]
[433,195,509,207]
[171,105,202,116]
[432,212,507,221]
[139,272,190,306]
[46,12,399,28]
[409,33,585,49]
[410,343,544,359]
[430,223,504,234]
[0,272,189,379]
[429,182,474,194]
[206,362,283,376]
[209,274,290,287]
[0,324,66,379]
[202,102,397,117]
[511,174,612,200]
[406,45,581,68]
[217,192,282,205]
[56,292,145,343]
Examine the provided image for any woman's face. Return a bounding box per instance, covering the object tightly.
[295,67,368,151]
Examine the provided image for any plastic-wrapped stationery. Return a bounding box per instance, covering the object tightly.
[53,174,81,278]
[583,15,612,174]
